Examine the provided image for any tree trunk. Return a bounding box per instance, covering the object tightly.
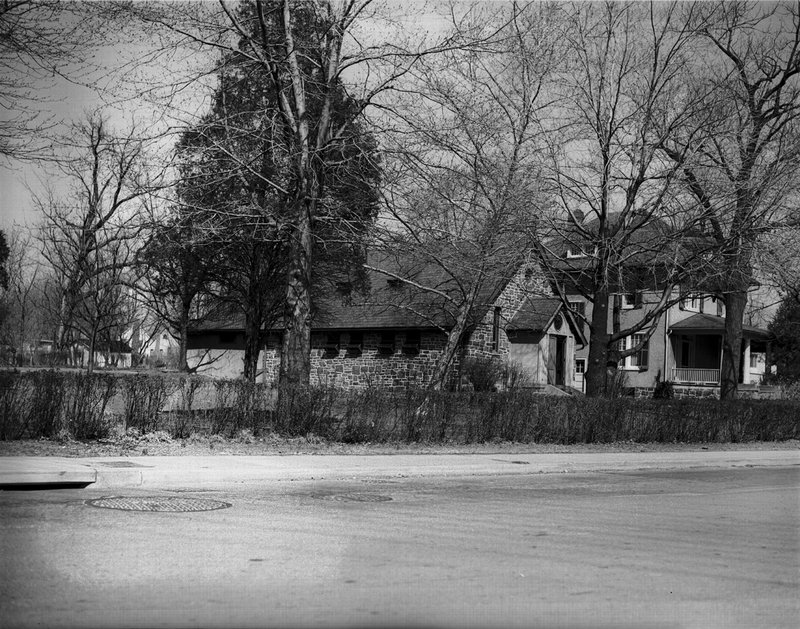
[720,290,747,400]
[87,328,96,375]
[243,309,262,384]
[177,300,190,373]
[585,289,611,397]
[278,207,313,391]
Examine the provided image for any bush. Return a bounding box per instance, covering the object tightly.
[461,356,503,392]
[0,371,798,444]
[63,372,116,440]
[120,374,175,433]
[653,380,675,399]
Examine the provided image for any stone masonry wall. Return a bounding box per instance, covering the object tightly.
[260,330,456,391]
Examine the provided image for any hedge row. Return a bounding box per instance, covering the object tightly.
[1,370,798,444]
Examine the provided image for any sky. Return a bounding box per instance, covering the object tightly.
[0,0,465,235]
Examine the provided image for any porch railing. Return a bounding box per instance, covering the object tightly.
[672,368,720,384]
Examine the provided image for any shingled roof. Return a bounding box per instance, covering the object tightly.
[508,296,587,344]
[191,248,525,333]
[669,313,770,340]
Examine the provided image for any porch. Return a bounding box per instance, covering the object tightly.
[668,313,770,386]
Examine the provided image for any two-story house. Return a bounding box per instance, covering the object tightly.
[566,290,770,394]
[550,213,771,395]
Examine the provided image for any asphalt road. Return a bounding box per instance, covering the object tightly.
[1,466,798,629]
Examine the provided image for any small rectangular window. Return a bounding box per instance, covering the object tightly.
[621,293,638,309]
[402,330,420,355]
[323,333,340,357]
[568,301,585,317]
[345,331,363,357]
[378,331,395,356]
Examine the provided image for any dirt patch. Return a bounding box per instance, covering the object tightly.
[0,435,797,458]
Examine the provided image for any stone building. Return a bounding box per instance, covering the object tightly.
[187,258,585,391]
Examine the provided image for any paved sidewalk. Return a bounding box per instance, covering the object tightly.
[1,449,798,489]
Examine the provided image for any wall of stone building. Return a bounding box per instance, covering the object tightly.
[258,330,462,391]
[462,266,553,360]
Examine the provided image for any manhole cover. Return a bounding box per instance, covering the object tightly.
[85,496,231,512]
[316,493,393,503]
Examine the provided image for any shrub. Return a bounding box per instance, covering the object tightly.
[461,356,504,392]
[0,370,27,439]
[120,374,175,433]
[0,371,798,445]
[653,380,675,399]
[274,384,338,437]
[63,372,116,440]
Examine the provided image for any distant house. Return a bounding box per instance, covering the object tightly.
[80,339,133,369]
[188,256,586,391]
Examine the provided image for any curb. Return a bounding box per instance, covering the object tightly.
[2,451,798,490]
[87,450,800,489]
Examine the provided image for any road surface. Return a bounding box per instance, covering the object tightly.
[1,465,798,629]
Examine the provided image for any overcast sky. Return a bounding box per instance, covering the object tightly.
[0,0,466,234]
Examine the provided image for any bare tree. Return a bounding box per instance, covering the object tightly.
[36,114,152,369]
[119,0,470,398]
[136,212,217,373]
[659,1,800,398]
[0,0,95,160]
[536,1,707,397]
[368,3,563,390]
[0,229,40,360]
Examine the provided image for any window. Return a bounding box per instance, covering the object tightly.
[680,293,704,313]
[568,301,585,317]
[566,245,599,259]
[323,333,340,357]
[491,307,501,351]
[620,292,640,309]
[616,334,649,370]
[345,331,363,357]
[402,330,420,355]
[574,359,586,375]
[377,331,395,356]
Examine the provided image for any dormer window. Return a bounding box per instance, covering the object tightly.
[337,281,352,293]
[566,246,597,259]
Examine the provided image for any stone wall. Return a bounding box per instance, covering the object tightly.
[260,330,459,390]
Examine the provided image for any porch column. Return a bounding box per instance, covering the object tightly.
[742,338,751,385]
